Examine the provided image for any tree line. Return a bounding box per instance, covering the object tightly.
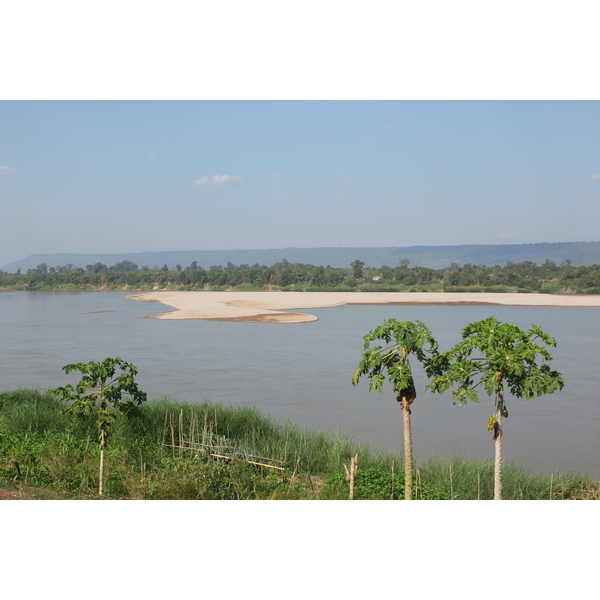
[1,257,600,293]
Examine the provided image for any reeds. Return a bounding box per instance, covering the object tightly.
[417,454,597,500]
[0,389,598,500]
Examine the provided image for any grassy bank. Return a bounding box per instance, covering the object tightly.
[0,389,597,500]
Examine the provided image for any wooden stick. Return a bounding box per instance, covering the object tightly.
[347,453,358,500]
[209,453,285,471]
[161,412,168,447]
[288,455,301,490]
[179,409,184,450]
[163,441,286,464]
[161,443,286,470]
[170,413,175,457]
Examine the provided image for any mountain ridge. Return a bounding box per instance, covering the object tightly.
[3,242,600,273]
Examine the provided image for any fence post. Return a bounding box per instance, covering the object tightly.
[345,453,359,500]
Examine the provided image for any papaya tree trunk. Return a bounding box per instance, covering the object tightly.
[402,398,414,500]
[494,376,504,500]
[99,427,106,496]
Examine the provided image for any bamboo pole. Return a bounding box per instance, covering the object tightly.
[345,453,358,500]
[179,410,183,445]
[288,455,301,491]
[190,413,196,446]
[161,443,286,471]
[209,453,286,471]
[177,441,284,462]
[170,413,175,457]
[161,412,168,447]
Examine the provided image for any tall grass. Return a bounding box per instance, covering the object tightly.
[123,397,397,474]
[418,454,596,500]
[1,389,598,499]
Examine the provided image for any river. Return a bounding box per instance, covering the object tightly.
[0,291,598,477]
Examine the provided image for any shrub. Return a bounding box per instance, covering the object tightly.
[321,467,448,500]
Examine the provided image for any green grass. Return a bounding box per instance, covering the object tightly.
[1,389,598,500]
[416,455,596,500]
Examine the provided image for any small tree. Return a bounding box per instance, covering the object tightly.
[51,357,147,496]
[350,259,365,279]
[428,317,564,500]
[352,319,439,500]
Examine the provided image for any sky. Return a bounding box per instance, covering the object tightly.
[1,3,599,269]
[1,100,599,268]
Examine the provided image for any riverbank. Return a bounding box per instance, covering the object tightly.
[126,291,600,323]
[1,389,597,500]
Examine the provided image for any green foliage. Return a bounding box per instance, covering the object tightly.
[352,320,441,500]
[3,256,600,293]
[0,388,75,433]
[1,390,598,499]
[417,455,595,500]
[50,358,147,495]
[428,317,565,405]
[427,317,565,499]
[52,357,147,420]
[0,427,98,492]
[350,259,365,279]
[322,468,448,500]
[352,319,438,397]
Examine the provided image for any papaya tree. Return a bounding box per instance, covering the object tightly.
[352,319,439,500]
[427,317,564,500]
[51,357,147,496]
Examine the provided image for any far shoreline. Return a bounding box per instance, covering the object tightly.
[126,290,600,323]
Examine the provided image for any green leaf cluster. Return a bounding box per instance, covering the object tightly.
[427,317,565,407]
[352,319,439,401]
[323,468,448,500]
[51,357,147,445]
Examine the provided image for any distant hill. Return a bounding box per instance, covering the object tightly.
[3,242,600,273]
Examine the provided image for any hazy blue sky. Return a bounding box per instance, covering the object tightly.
[1,100,598,268]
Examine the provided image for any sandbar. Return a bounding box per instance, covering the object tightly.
[125,291,600,323]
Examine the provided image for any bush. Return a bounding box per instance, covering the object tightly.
[321,468,448,500]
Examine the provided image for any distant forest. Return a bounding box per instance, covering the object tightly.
[2,257,600,294]
[4,241,600,273]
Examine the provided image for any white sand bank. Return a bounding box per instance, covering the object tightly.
[126,291,600,323]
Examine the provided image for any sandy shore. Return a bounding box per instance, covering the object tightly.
[125,291,600,323]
